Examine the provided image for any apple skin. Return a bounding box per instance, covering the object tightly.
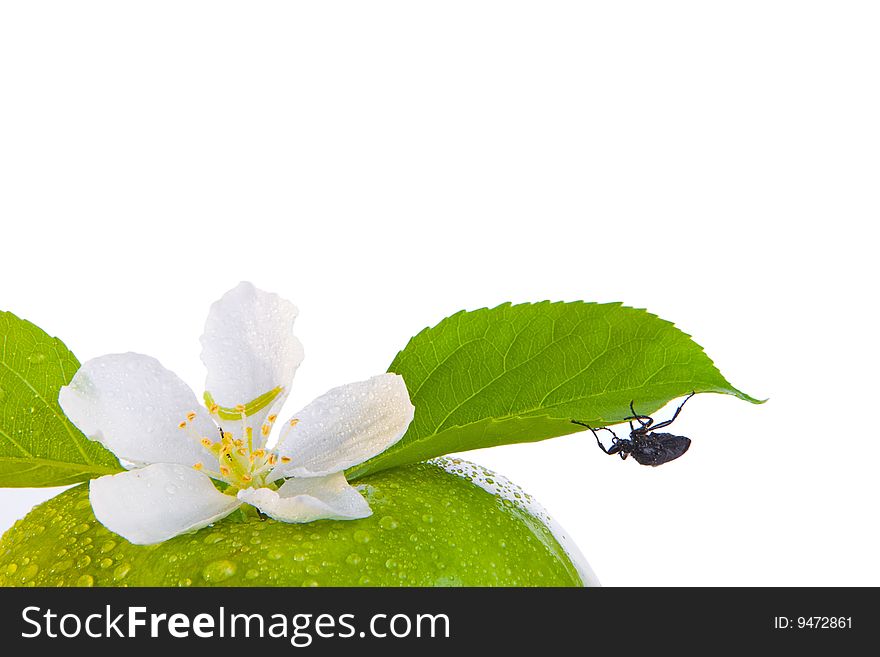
[0,459,593,587]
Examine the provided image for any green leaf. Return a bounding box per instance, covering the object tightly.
[349,302,760,479]
[0,311,123,487]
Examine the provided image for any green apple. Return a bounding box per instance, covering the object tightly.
[0,459,594,587]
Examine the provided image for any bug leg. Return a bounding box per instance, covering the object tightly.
[628,400,653,428]
[593,427,620,455]
[625,413,654,429]
[572,421,618,455]
[649,392,696,431]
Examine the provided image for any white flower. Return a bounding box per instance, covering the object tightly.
[58,282,415,545]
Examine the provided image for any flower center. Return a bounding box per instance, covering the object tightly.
[178,405,295,491]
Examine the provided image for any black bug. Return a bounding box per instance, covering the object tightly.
[572,392,696,466]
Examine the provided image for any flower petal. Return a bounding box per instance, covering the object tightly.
[59,353,217,467]
[237,472,371,522]
[270,373,415,478]
[89,463,241,545]
[200,282,304,433]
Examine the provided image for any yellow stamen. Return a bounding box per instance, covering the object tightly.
[178,421,187,429]
[191,398,294,488]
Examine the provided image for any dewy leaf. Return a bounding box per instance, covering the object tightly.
[0,311,123,486]
[349,302,760,479]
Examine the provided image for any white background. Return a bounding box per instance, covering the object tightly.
[1,2,877,586]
